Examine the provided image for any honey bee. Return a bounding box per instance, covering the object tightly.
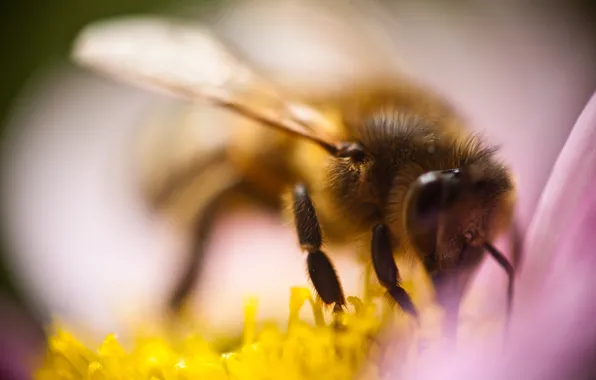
[71,14,516,333]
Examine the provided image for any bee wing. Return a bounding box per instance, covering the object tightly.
[72,16,342,153]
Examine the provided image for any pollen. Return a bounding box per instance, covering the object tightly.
[34,287,406,380]
[33,268,482,380]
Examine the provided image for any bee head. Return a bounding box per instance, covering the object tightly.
[403,159,515,275]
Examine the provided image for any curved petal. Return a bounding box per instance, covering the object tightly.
[520,91,596,299]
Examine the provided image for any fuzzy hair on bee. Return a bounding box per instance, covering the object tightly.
[323,111,514,253]
[287,89,517,332]
[70,14,518,338]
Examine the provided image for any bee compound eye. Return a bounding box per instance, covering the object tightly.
[405,175,442,257]
[414,179,443,217]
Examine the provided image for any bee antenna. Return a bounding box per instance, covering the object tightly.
[483,242,515,328]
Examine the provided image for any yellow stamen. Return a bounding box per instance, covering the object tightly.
[35,287,389,380]
[33,280,499,379]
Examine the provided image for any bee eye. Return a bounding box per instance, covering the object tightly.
[404,170,462,256]
[413,179,443,216]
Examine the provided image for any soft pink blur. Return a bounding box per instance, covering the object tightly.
[1,0,595,342]
[0,295,45,379]
[520,91,596,298]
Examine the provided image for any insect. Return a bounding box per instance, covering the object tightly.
[71,15,517,333]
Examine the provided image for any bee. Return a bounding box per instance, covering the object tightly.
[71,14,517,334]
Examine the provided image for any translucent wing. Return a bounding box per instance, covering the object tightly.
[72,16,343,154]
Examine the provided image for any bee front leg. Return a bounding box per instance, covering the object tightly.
[292,184,346,313]
[371,224,419,320]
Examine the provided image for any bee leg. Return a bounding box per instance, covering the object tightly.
[292,184,346,313]
[168,178,245,313]
[371,224,419,320]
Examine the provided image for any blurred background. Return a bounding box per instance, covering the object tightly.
[0,0,595,377]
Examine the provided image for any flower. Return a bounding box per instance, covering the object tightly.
[34,265,502,380]
[3,2,595,379]
[35,288,389,380]
[32,85,596,380]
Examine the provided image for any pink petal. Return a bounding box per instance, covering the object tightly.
[519,91,596,299]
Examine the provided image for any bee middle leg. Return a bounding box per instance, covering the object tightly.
[371,224,419,320]
[158,148,279,313]
[168,177,245,312]
[292,183,346,313]
[167,174,282,313]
